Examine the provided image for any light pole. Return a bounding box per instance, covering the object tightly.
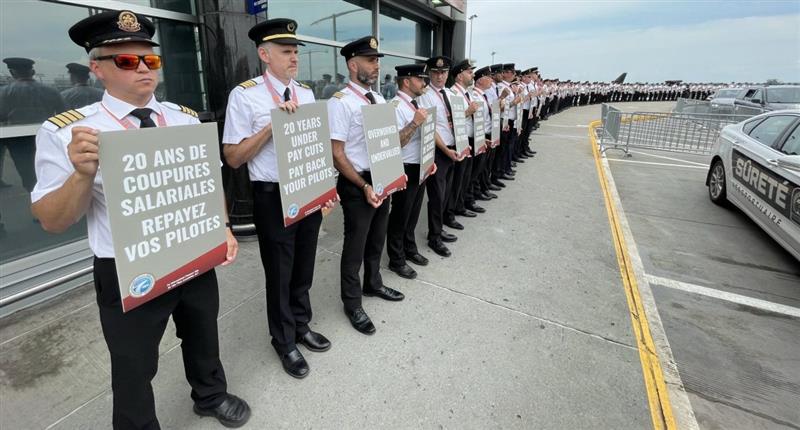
[299,49,327,82]
[491,51,496,64]
[468,14,477,60]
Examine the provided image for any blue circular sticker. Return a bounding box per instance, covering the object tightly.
[129,273,155,297]
[375,183,384,195]
[288,203,300,218]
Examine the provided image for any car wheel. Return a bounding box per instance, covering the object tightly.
[708,159,727,205]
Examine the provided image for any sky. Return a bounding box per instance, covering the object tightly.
[466,0,800,83]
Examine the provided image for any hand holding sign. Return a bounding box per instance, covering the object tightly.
[363,184,382,208]
[221,228,238,266]
[278,100,299,113]
[69,126,100,177]
[465,101,479,116]
[412,108,428,126]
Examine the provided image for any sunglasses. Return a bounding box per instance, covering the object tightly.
[95,54,162,70]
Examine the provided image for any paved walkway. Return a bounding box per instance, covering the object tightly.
[0,103,655,429]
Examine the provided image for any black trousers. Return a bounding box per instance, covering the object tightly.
[468,136,490,201]
[386,164,425,266]
[338,172,390,312]
[252,183,322,354]
[426,147,455,240]
[93,258,227,430]
[481,145,496,189]
[450,137,473,217]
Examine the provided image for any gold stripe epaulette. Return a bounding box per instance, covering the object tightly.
[46,109,85,128]
[178,105,198,118]
[237,79,258,89]
[332,92,344,99]
[298,82,311,89]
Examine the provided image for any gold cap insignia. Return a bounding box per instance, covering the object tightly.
[117,11,141,33]
[436,58,444,68]
[287,22,296,32]
[369,38,378,49]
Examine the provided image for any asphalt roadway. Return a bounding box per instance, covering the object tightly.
[1,100,795,429]
[603,102,800,430]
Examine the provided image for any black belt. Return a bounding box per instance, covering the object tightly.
[252,181,278,193]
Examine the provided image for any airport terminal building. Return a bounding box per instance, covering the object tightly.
[0,0,467,316]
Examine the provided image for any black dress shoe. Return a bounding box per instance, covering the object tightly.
[486,191,498,199]
[345,307,376,335]
[491,178,507,187]
[510,162,517,168]
[427,240,451,257]
[194,394,251,428]
[475,193,491,201]
[465,204,485,213]
[389,263,417,279]
[406,252,429,266]
[455,209,477,218]
[440,231,458,242]
[488,183,503,191]
[364,285,405,301]
[444,219,464,230]
[296,331,331,352]
[278,348,310,379]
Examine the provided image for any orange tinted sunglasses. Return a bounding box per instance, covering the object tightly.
[95,54,162,70]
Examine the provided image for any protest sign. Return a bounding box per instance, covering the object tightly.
[491,100,501,148]
[419,106,437,183]
[448,94,470,157]
[271,102,337,226]
[99,123,227,312]
[361,104,407,198]
[473,100,487,155]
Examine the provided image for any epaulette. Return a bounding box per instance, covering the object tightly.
[298,82,311,89]
[390,99,401,108]
[163,102,198,118]
[332,92,344,99]
[237,79,258,89]
[46,109,86,129]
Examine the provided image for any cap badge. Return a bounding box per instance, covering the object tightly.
[117,11,141,33]
[287,22,296,32]
[436,58,443,68]
[369,38,378,49]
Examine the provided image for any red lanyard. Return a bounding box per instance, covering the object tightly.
[263,70,298,105]
[453,84,470,102]
[431,85,448,107]
[102,104,166,129]
[396,92,417,111]
[347,83,374,105]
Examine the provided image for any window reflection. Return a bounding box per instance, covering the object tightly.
[0,1,204,264]
[267,0,373,44]
[112,0,194,15]
[296,42,349,100]
[379,55,422,99]
[379,3,433,57]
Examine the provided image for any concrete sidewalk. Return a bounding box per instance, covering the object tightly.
[0,103,653,429]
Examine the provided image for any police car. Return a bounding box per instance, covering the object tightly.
[706,110,800,260]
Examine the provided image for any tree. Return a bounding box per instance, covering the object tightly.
[765,78,782,85]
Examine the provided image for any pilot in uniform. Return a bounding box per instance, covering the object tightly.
[328,36,405,336]
[29,10,250,429]
[385,63,431,280]
[222,18,334,379]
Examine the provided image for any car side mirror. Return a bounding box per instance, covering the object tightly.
[751,99,762,104]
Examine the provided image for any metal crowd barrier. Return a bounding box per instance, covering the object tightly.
[600,104,751,156]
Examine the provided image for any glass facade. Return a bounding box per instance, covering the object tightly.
[0,0,451,314]
[267,0,373,43]
[0,2,206,267]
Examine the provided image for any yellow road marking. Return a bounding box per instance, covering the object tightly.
[588,120,677,430]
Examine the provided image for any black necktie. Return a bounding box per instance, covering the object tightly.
[464,90,471,101]
[365,91,376,104]
[129,108,156,128]
[283,87,291,102]
[483,93,491,119]
[411,99,419,109]
[439,89,453,127]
